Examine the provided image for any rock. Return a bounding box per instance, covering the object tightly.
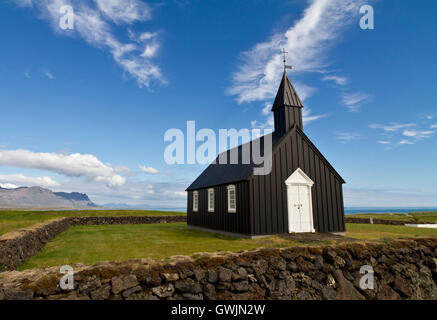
[0,289,4,300]
[203,284,216,299]
[326,274,336,288]
[269,256,286,271]
[111,277,123,294]
[314,255,324,270]
[122,275,139,290]
[181,293,203,300]
[144,273,162,286]
[90,285,111,300]
[321,287,336,300]
[377,284,401,300]
[3,288,34,300]
[218,267,233,283]
[251,259,268,276]
[233,281,250,292]
[122,285,142,299]
[394,273,412,297]
[207,270,218,283]
[334,256,346,268]
[152,283,175,298]
[194,270,205,282]
[79,276,101,294]
[248,274,257,283]
[333,270,365,300]
[232,267,248,281]
[175,278,202,294]
[162,273,179,282]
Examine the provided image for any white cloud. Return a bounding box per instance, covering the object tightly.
[228,0,366,104]
[335,132,360,144]
[95,0,151,24]
[369,123,416,132]
[377,140,391,145]
[322,75,348,86]
[13,0,164,88]
[403,129,435,138]
[0,149,126,187]
[399,139,414,145]
[342,92,371,112]
[0,183,19,189]
[139,165,159,175]
[430,124,437,129]
[24,72,31,79]
[0,174,60,187]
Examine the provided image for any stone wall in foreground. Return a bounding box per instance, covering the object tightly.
[0,238,436,300]
[0,216,187,271]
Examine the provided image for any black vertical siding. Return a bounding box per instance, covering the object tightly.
[187,181,251,235]
[249,129,345,234]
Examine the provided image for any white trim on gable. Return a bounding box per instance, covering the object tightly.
[285,167,314,187]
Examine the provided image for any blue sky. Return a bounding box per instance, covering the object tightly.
[0,0,436,208]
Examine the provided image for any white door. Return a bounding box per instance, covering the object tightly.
[285,168,315,233]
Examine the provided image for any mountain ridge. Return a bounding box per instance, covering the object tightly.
[0,186,98,208]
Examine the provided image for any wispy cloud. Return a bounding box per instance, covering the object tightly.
[369,123,416,132]
[342,92,371,112]
[335,132,361,144]
[228,0,365,104]
[0,149,126,187]
[370,121,435,146]
[139,165,159,175]
[44,70,54,79]
[13,0,164,88]
[228,0,367,126]
[322,74,348,86]
[0,174,59,187]
[377,140,391,145]
[24,72,31,79]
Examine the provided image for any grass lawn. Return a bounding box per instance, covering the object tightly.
[0,210,185,236]
[345,223,437,240]
[348,212,437,223]
[19,222,437,270]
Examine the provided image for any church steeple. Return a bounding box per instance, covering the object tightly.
[272,71,304,136]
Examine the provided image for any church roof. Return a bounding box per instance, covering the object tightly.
[186,133,281,191]
[271,72,303,111]
[186,126,345,191]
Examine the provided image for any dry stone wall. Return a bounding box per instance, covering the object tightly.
[344,217,435,225]
[0,216,187,271]
[0,238,436,300]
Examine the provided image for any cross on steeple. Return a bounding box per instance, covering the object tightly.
[281,48,292,73]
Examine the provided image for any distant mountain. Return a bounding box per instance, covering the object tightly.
[0,186,98,208]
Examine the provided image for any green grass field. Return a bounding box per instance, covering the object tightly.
[0,210,185,236]
[19,222,437,270]
[348,212,437,223]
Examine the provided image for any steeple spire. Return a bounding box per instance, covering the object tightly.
[271,65,304,136]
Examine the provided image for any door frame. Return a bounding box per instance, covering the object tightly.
[285,168,315,233]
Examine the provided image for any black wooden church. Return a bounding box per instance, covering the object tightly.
[186,71,346,237]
